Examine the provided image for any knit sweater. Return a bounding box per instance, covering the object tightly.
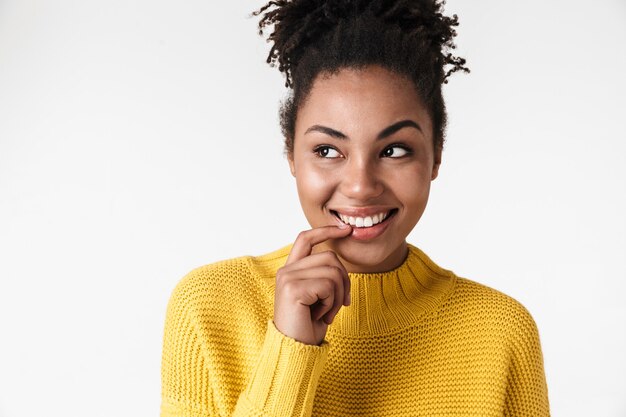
[160,243,550,416]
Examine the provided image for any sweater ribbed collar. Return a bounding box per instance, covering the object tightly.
[250,243,457,337]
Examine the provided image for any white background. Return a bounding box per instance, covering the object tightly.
[1,0,625,416]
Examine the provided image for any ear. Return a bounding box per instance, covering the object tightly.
[431,144,442,181]
[287,151,296,177]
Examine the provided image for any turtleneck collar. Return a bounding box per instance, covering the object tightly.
[250,243,457,337]
[331,244,456,336]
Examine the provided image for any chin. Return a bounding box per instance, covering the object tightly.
[329,239,403,273]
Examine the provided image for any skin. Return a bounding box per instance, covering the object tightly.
[274,64,442,345]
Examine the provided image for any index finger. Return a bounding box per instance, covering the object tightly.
[286,225,352,265]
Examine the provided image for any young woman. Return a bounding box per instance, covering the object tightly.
[160,1,550,416]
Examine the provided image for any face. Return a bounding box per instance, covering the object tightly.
[288,65,442,273]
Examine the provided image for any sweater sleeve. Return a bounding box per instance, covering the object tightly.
[503,308,551,416]
[161,268,330,417]
[232,320,329,417]
[160,278,217,417]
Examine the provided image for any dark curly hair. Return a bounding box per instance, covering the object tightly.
[252,0,469,161]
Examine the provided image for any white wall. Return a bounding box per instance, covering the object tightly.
[0,0,624,416]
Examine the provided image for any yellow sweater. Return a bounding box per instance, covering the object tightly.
[161,244,550,416]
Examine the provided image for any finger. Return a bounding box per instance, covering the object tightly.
[286,225,352,265]
[282,265,345,314]
[292,277,337,321]
[280,251,348,276]
[310,297,334,322]
[280,250,351,308]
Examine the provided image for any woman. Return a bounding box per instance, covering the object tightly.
[160,0,550,416]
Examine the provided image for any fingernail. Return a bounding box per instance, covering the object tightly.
[338,222,348,229]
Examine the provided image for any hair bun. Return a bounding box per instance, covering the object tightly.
[252,0,469,88]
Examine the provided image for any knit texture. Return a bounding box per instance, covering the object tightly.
[161,244,550,416]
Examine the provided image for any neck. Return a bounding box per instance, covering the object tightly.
[313,240,409,273]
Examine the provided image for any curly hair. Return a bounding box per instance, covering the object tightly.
[252,0,469,159]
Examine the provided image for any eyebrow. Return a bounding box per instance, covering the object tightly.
[304,119,422,140]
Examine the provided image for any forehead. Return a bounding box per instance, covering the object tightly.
[296,65,432,137]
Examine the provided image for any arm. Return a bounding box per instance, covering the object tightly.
[161,274,330,417]
[232,320,329,417]
[160,279,216,417]
[503,310,550,416]
[233,226,350,415]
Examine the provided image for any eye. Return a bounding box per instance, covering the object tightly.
[381,145,411,158]
[313,145,342,158]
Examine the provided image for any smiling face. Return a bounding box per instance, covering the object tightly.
[288,65,442,273]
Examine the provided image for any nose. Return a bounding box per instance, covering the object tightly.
[339,157,384,201]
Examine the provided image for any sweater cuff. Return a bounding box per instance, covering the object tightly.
[238,319,329,416]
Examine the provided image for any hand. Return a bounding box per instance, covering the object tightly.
[273,225,353,345]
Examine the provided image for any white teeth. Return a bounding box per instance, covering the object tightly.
[335,211,392,228]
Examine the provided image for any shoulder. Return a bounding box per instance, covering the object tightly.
[451,276,541,343]
[454,277,536,320]
[453,276,529,311]
[164,255,255,319]
[406,245,540,342]
[171,255,253,300]
[165,245,292,315]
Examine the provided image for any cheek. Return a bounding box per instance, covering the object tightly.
[295,163,337,207]
[393,164,432,211]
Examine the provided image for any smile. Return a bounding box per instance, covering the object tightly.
[331,209,398,228]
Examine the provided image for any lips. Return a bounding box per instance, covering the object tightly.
[330,208,398,241]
